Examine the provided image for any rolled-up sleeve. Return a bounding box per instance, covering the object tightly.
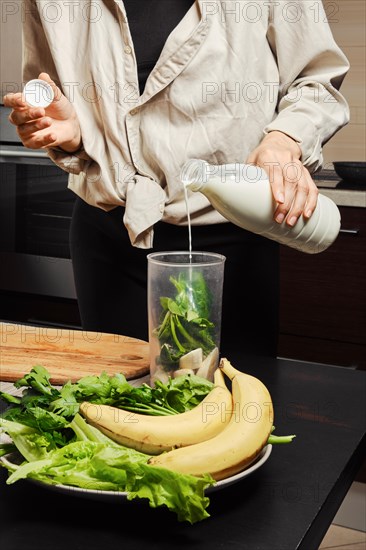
[265,0,350,172]
[46,145,92,174]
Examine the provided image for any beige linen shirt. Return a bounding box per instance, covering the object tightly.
[22,0,350,248]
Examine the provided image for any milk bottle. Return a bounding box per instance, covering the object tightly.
[181,159,341,254]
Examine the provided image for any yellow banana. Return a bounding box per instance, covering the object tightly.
[149,358,273,480]
[79,368,233,455]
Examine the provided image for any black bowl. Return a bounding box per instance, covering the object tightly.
[333,161,366,185]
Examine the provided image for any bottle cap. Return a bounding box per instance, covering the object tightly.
[23,79,54,108]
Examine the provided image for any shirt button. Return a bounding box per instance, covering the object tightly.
[124,45,132,54]
[159,203,164,213]
[129,108,138,116]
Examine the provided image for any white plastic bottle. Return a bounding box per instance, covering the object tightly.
[180,159,341,254]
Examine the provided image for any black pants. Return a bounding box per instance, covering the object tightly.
[69,197,279,359]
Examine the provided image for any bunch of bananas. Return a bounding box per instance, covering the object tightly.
[80,358,273,481]
[79,367,233,455]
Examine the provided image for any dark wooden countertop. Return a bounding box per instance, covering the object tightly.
[1,355,365,550]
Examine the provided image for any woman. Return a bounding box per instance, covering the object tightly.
[4,0,349,359]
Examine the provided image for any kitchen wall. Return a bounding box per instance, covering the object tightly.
[0,0,22,97]
[322,0,366,165]
[0,0,364,163]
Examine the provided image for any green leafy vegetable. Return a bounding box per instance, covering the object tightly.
[0,365,216,523]
[0,365,295,524]
[2,365,214,427]
[0,366,215,464]
[154,374,214,413]
[15,364,59,397]
[155,272,216,370]
[0,413,214,523]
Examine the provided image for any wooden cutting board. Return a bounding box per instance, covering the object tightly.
[0,322,150,384]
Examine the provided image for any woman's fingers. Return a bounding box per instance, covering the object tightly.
[3,75,81,152]
[4,92,47,128]
[3,92,26,109]
[246,131,319,226]
[10,107,46,126]
[15,119,56,149]
[267,162,286,207]
[22,131,57,149]
[273,161,305,225]
[273,163,319,225]
[302,173,319,220]
[4,97,50,148]
[17,116,52,137]
[37,72,62,102]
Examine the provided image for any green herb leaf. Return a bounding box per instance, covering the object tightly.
[154,272,216,371]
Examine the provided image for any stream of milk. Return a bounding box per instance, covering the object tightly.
[183,185,193,261]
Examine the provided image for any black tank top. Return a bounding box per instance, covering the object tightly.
[123,0,195,92]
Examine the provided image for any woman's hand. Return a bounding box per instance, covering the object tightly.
[3,73,81,153]
[246,131,319,226]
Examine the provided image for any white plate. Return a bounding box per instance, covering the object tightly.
[0,445,272,501]
[207,444,272,493]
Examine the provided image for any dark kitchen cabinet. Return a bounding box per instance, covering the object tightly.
[0,291,81,329]
[278,205,366,370]
[0,104,80,329]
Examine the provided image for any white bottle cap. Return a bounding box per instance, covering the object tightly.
[23,79,54,108]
